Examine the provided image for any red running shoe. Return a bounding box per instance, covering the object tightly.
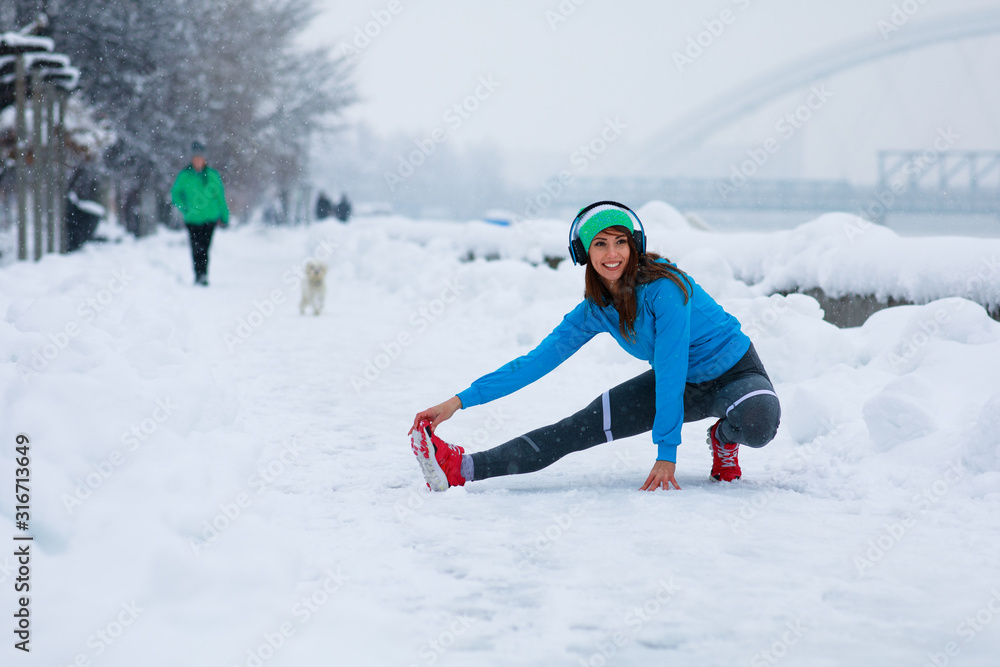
[410,420,466,491]
[708,419,741,482]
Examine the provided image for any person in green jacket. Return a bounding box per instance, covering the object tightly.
[170,141,229,286]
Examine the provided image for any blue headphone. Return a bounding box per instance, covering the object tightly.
[567,201,646,266]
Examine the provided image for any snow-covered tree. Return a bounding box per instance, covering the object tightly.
[9,0,355,231]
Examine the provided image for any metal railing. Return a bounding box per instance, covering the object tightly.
[562,175,1000,219]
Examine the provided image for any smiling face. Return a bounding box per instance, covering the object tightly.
[588,228,631,288]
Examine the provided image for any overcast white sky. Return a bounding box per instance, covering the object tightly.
[302,0,1000,185]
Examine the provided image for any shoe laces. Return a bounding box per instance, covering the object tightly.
[431,433,463,460]
[715,441,739,468]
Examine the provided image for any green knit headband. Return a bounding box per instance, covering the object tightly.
[577,208,634,255]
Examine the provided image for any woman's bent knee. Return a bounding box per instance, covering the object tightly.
[731,395,780,448]
[741,420,779,448]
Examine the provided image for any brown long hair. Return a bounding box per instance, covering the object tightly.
[583,225,692,341]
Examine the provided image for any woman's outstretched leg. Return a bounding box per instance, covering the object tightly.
[468,370,657,481]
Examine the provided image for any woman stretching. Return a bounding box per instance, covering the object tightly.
[410,201,780,491]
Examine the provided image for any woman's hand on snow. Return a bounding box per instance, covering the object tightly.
[640,460,681,491]
[409,396,462,435]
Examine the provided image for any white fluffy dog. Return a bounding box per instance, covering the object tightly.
[300,260,327,316]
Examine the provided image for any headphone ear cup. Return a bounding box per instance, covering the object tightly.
[633,230,645,255]
[571,238,587,265]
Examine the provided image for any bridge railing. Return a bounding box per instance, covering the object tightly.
[563,176,1000,219]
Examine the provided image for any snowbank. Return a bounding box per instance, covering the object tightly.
[360,205,1000,316]
[691,213,1000,314]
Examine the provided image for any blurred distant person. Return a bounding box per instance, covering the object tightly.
[170,141,230,286]
[315,191,334,220]
[334,193,352,223]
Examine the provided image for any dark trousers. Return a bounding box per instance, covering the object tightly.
[470,344,781,480]
[185,222,217,280]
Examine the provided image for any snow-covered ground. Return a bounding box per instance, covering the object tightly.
[1,209,999,666]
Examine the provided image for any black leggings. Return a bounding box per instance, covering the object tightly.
[469,344,781,480]
[186,222,217,280]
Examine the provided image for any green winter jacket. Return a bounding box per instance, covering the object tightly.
[170,165,230,225]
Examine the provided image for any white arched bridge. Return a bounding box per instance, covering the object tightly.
[569,9,1000,221]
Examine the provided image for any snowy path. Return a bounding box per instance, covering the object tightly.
[2,218,1000,666]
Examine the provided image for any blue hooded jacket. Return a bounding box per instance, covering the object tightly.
[456,271,750,462]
